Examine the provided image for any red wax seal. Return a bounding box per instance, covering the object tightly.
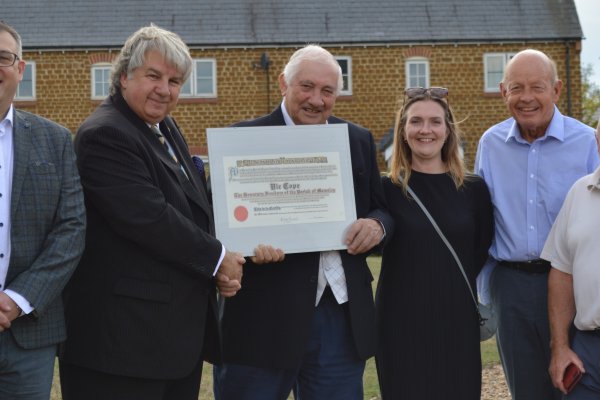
[234,206,248,222]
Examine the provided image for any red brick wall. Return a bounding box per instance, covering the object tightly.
[15,42,582,170]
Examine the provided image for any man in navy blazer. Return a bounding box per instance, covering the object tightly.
[59,25,245,400]
[0,21,86,399]
[214,45,393,400]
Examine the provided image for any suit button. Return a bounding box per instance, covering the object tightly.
[309,276,317,283]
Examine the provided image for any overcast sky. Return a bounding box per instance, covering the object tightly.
[574,0,600,86]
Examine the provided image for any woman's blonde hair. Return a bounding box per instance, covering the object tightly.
[389,92,466,192]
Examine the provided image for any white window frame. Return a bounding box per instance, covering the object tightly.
[335,56,352,95]
[15,61,36,100]
[91,63,112,99]
[180,59,217,98]
[405,57,429,89]
[484,53,515,93]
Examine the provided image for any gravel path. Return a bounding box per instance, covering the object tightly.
[482,364,511,400]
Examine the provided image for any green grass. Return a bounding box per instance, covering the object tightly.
[50,255,500,399]
[481,337,501,367]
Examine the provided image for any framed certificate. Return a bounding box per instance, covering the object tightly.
[207,124,357,256]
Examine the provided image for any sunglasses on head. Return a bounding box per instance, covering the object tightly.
[404,87,449,99]
[402,87,449,109]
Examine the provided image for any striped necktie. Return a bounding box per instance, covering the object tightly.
[151,124,188,179]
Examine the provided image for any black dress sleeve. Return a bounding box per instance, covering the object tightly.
[471,176,494,272]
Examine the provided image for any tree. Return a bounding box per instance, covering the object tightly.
[581,64,600,127]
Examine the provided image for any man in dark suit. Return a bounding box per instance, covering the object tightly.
[214,45,393,400]
[59,25,245,400]
[0,21,86,399]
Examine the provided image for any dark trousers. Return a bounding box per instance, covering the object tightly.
[491,265,562,400]
[566,330,600,399]
[214,289,365,400]
[0,331,56,400]
[59,356,204,400]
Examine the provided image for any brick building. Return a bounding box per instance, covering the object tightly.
[4,0,585,169]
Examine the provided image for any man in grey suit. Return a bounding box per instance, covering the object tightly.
[0,21,86,399]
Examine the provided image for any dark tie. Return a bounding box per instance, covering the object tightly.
[151,124,188,179]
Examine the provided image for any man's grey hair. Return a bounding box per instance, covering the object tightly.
[282,44,343,95]
[0,21,22,58]
[110,24,192,95]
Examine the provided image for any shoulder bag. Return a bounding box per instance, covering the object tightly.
[405,183,497,341]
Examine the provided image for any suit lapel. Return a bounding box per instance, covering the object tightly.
[269,106,286,126]
[111,94,212,218]
[160,118,212,216]
[10,111,32,221]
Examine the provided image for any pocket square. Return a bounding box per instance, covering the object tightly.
[191,155,206,179]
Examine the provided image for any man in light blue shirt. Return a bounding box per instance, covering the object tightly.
[475,49,599,400]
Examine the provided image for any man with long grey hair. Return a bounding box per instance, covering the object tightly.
[59,24,245,400]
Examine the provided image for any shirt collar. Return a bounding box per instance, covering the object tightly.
[0,105,14,138]
[587,167,600,191]
[281,100,295,126]
[506,105,564,144]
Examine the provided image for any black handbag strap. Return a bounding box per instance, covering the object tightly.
[405,183,483,323]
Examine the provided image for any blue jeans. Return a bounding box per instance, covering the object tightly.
[0,331,57,400]
[214,291,365,400]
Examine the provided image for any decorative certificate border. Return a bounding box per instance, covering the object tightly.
[207,124,357,256]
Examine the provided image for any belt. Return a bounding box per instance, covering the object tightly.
[579,328,600,337]
[499,259,551,274]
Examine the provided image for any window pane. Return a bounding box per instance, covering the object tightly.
[196,61,212,77]
[180,59,217,97]
[180,77,192,95]
[406,60,428,89]
[102,69,110,96]
[196,78,212,94]
[485,54,509,91]
[488,72,503,88]
[17,63,33,98]
[338,60,348,91]
[487,56,503,73]
[92,66,111,98]
[335,57,351,94]
[194,61,214,95]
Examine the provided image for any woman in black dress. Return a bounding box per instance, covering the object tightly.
[375,88,493,399]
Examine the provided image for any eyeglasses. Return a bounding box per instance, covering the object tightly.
[0,51,19,67]
[404,87,449,99]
